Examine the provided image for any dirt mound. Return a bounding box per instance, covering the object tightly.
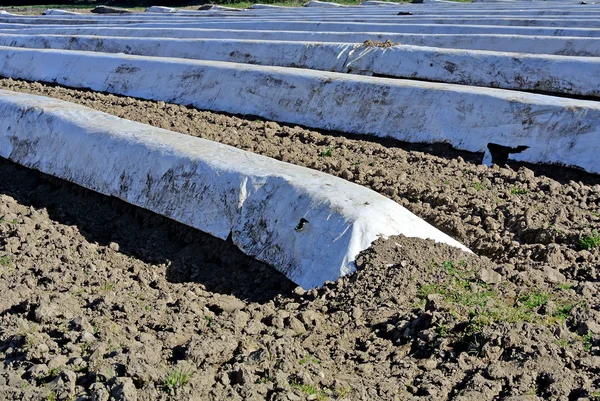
[0,79,599,400]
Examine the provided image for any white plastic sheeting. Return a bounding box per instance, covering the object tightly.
[144,6,176,13]
[0,27,597,57]
[0,90,468,288]
[304,1,348,7]
[0,46,598,174]
[0,19,596,36]
[3,12,600,22]
[2,15,600,27]
[0,34,596,97]
[250,4,293,8]
[43,9,81,15]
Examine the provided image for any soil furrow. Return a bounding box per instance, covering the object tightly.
[0,78,599,400]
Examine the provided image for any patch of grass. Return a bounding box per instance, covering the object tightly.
[417,262,577,336]
[319,147,334,157]
[46,391,57,401]
[580,230,600,250]
[163,369,189,395]
[441,260,471,279]
[510,187,529,195]
[518,292,549,311]
[472,181,486,191]
[101,282,115,291]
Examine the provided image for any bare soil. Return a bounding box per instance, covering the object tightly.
[0,78,599,400]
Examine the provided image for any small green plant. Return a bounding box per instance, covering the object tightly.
[510,187,529,195]
[298,355,321,365]
[0,254,13,267]
[48,367,62,378]
[0,217,19,225]
[557,283,573,291]
[101,282,115,291]
[319,147,334,157]
[204,315,213,327]
[554,301,578,321]
[163,369,189,395]
[582,334,594,351]
[411,297,426,310]
[256,372,272,384]
[81,343,91,355]
[580,230,600,250]
[435,324,449,337]
[47,391,57,401]
[472,181,485,191]
[335,385,352,399]
[290,381,327,401]
[553,338,570,347]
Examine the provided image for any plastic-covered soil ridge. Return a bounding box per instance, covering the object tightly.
[0,47,598,174]
[0,88,468,289]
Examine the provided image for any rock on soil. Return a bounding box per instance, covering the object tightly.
[0,78,599,400]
